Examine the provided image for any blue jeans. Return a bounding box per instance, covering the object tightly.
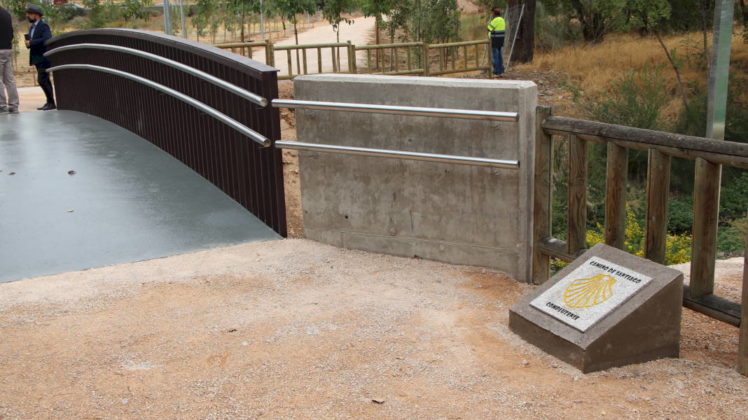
[491,47,504,75]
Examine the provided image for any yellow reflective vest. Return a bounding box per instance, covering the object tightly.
[487,16,506,33]
[487,16,506,48]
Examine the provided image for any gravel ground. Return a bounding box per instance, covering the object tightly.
[0,239,746,419]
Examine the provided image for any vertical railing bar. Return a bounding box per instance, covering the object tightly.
[286,49,292,78]
[691,158,722,298]
[644,150,671,264]
[317,47,323,73]
[302,48,308,74]
[567,135,588,255]
[738,234,748,375]
[532,106,553,284]
[337,46,342,72]
[605,143,628,249]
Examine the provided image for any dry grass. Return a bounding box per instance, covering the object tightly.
[516,32,747,93]
[514,32,748,121]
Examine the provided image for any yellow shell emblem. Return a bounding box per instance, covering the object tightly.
[563,274,616,309]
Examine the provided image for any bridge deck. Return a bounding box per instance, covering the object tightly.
[0,111,279,283]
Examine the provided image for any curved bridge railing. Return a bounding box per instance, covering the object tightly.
[46,29,286,236]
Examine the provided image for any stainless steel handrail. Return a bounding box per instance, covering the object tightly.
[275,141,519,168]
[47,64,271,147]
[45,43,268,107]
[272,99,519,122]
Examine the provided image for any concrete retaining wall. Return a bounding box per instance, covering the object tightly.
[294,74,537,282]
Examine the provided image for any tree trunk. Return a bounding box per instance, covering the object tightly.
[740,0,747,43]
[375,16,381,71]
[240,6,246,42]
[655,30,689,110]
[508,0,536,64]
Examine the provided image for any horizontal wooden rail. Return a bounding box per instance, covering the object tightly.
[432,40,489,48]
[543,117,748,169]
[214,41,268,49]
[273,42,349,51]
[355,42,423,50]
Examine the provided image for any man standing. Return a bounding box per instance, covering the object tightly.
[487,7,506,77]
[25,4,54,110]
[0,4,19,113]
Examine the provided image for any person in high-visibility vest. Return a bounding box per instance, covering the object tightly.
[487,7,506,77]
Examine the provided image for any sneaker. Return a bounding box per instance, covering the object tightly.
[8,108,18,114]
[0,106,7,113]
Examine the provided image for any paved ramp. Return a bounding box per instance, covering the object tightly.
[0,111,280,283]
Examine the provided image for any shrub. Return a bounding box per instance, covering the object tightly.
[566,64,671,130]
[585,208,692,265]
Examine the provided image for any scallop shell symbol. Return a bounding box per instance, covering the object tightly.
[563,274,616,309]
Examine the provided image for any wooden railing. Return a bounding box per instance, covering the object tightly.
[356,42,424,75]
[216,39,490,79]
[533,106,748,374]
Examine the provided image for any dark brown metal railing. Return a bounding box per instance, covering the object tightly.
[46,29,286,236]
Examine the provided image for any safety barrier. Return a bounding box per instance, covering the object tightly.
[271,98,519,168]
[45,29,287,236]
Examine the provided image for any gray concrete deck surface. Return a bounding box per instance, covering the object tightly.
[0,110,279,283]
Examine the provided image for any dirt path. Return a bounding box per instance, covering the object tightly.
[0,240,746,419]
[255,16,376,77]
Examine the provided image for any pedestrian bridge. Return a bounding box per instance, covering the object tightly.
[0,111,279,283]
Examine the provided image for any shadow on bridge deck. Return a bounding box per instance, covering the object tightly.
[0,111,280,283]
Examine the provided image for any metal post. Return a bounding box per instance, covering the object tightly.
[260,0,265,40]
[178,0,187,39]
[691,0,735,298]
[163,0,172,36]
[706,0,735,140]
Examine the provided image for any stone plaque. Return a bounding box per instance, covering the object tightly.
[530,257,652,332]
[509,244,683,373]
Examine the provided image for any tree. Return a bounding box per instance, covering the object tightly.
[320,0,356,42]
[624,0,690,109]
[359,0,396,45]
[270,0,316,44]
[507,0,535,63]
[550,0,626,43]
[192,0,217,42]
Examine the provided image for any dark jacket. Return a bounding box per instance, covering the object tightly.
[28,19,51,67]
[0,7,13,50]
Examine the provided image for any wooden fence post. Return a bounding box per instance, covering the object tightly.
[738,233,748,375]
[422,43,430,76]
[347,41,357,74]
[690,159,722,297]
[567,135,588,255]
[645,150,671,264]
[532,106,553,284]
[265,40,275,68]
[605,143,628,249]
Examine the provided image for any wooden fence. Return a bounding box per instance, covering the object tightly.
[216,39,491,79]
[533,106,748,375]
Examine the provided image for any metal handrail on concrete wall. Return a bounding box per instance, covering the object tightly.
[272,99,519,169]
